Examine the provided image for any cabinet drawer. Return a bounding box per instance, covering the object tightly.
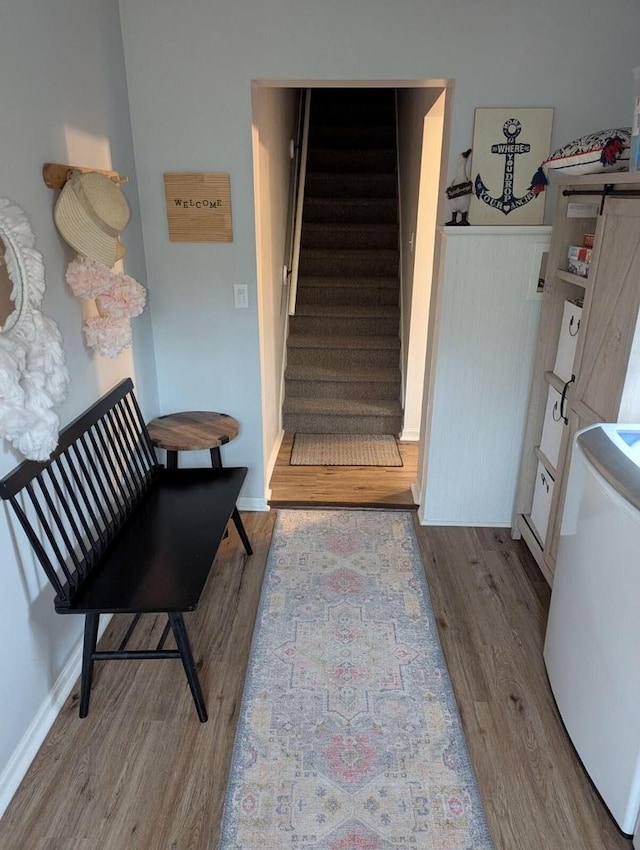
[539,385,565,468]
[530,460,555,545]
[554,300,582,383]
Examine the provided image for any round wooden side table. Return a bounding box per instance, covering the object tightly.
[146,411,239,469]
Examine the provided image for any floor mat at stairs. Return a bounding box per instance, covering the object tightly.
[290,433,402,466]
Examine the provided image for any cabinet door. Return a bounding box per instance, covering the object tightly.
[546,408,597,572]
[573,198,640,421]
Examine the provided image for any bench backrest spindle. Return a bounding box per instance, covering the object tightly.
[0,379,159,610]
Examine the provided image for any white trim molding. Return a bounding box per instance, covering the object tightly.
[0,615,112,818]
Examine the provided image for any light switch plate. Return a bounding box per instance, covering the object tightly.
[233,283,248,309]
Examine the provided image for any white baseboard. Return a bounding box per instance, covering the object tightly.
[0,615,112,818]
[418,517,511,528]
[400,428,420,442]
[237,496,270,512]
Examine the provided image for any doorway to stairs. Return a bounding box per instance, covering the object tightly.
[251,79,452,508]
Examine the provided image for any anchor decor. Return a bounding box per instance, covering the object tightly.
[475,119,537,215]
[469,108,553,225]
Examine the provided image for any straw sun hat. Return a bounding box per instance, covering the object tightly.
[54,171,130,268]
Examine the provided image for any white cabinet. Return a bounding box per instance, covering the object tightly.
[420,227,550,525]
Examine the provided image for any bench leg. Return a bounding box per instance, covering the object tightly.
[168,612,208,723]
[79,613,100,718]
[231,507,253,556]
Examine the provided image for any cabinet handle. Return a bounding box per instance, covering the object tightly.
[569,316,581,337]
[559,375,575,425]
[552,400,562,422]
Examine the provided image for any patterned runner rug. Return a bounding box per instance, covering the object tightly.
[218,510,493,850]
[290,434,403,467]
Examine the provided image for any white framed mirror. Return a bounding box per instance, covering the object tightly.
[0,198,69,460]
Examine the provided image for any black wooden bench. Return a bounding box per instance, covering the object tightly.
[0,378,252,723]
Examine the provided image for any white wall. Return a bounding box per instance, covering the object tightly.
[0,0,157,813]
[252,85,299,492]
[397,88,449,440]
[119,0,640,504]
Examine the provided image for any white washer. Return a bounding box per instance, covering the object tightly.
[544,423,640,835]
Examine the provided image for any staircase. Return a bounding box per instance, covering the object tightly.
[282,89,403,436]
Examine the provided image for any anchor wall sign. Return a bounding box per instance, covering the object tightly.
[469,108,553,225]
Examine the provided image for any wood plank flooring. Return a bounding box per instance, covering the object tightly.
[416,522,632,850]
[0,511,631,849]
[269,432,418,507]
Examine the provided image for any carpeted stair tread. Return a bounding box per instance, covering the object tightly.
[285,364,400,383]
[297,275,399,290]
[309,125,396,149]
[305,172,397,198]
[306,148,397,173]
[299,248,399,265]
[301,223,398,250]
[296,278,399,307]
[283,397,402,417]
[303,197,398,224]
[287,332,400,350]
[299,251,398,278]
[293,304,399,319]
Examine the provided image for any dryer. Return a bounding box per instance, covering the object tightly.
[544,423,640,835]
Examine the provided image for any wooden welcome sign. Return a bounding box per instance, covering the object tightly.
[163,172,232,242]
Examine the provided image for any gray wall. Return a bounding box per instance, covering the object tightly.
[119,0,640,504]
[0,0,157,808]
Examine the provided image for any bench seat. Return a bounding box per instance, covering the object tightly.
[57,466,248,614]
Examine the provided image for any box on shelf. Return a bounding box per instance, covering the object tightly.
[539,385,565,469]
[554,299,583,382]
[530,459,555,545]
[583,233,595,249]
[567,245,592,278]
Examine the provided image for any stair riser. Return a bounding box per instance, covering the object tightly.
[299,252,398,277]
[287,346,399,369]
[297,277,400,307]
[286,379,400,401]
[309,126,396,149]
[303,198,398,224]
[290,315,399,336]
[305,173,397,199]
[311,93,395,124]
[301,226,397,250]
[306,149,397,173]
[283,412,403,436]
[297,286,398,307]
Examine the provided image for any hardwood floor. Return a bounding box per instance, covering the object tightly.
[416,522,632,850]
[268,432,418,507]
[0,511,631,849]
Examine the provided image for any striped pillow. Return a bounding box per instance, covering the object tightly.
[543,128,630,175]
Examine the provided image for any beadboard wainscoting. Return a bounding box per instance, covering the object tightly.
[420,226,551,526]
